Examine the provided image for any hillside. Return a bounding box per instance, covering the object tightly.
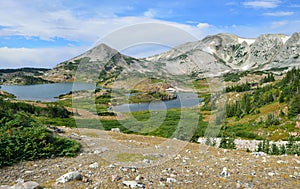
[0,68,50,85]
[1,127,299,188]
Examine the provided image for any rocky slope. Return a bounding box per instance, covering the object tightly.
[42,32,300,85]
[43,44,161,85]
[1,127,299,188]
[148,32,300,75]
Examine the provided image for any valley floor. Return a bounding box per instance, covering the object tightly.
[1,127,299,189]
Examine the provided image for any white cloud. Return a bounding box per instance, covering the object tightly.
[0,1,138,42]
[263,11,294,16]
[1,0,300,69]
[144,9,157,18]
[271,20,289,28]
[196,23,210,29]
[243,0,281,8]
[0,17,217,68]
[0,46,86,69]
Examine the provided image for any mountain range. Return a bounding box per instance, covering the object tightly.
[39,32,300,85]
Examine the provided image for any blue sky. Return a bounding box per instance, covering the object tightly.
[0,0,300,68]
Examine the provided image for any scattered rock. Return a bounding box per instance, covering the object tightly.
[268,172,275,177]
[81,175,91,183]
[120,166,137,172]
[252,152,266,156]
[109,163,116,168]
[142,159,152,164]
[166,178,177,183]
[89,162,99,169]
[111,174,122,182]
[122,181,145,188]
[220,167,230,177]
[56,171,82,184]
[250,171,256,176]
[24,171,34,174]
[111,128,121,133]
[136,182,146,188]
[135,175,142,181]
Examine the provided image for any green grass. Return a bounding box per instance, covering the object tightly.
[37,107,209,142]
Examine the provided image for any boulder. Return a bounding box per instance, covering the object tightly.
[89,162,99,169]
[56,171,82,184]
[111,128,121,133]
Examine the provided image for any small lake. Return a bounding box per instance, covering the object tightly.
[112,92,200,112]
[0,83,95,101]
[1,83,200,111]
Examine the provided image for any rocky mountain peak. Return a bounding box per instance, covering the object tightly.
[74,43,120,62]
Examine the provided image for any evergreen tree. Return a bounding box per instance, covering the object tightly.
[279,145,286,155]
[288,95,300,117]
[271,143,279,155]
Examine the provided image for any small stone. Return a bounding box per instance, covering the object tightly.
[89,162,99,169]
[166,178,177,183]
[123,181,138,188]
[112,174,121,182]
[109,164,116,168]
[290,175,296,178]
[251,171,256,176]
[135,175,142,181]
[220,167,230,177]
[252,152,266,156]
[277,160,286,164]
[136,182,146,188]
[268,172,275,176]
[170,173,176,177]
[24,171,33,174]
[142,159,152,164]
[120,166,137,172]
[82,176,91,183]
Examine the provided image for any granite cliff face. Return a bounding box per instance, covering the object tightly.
[44,32,300,84]
[148,32,300,75]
